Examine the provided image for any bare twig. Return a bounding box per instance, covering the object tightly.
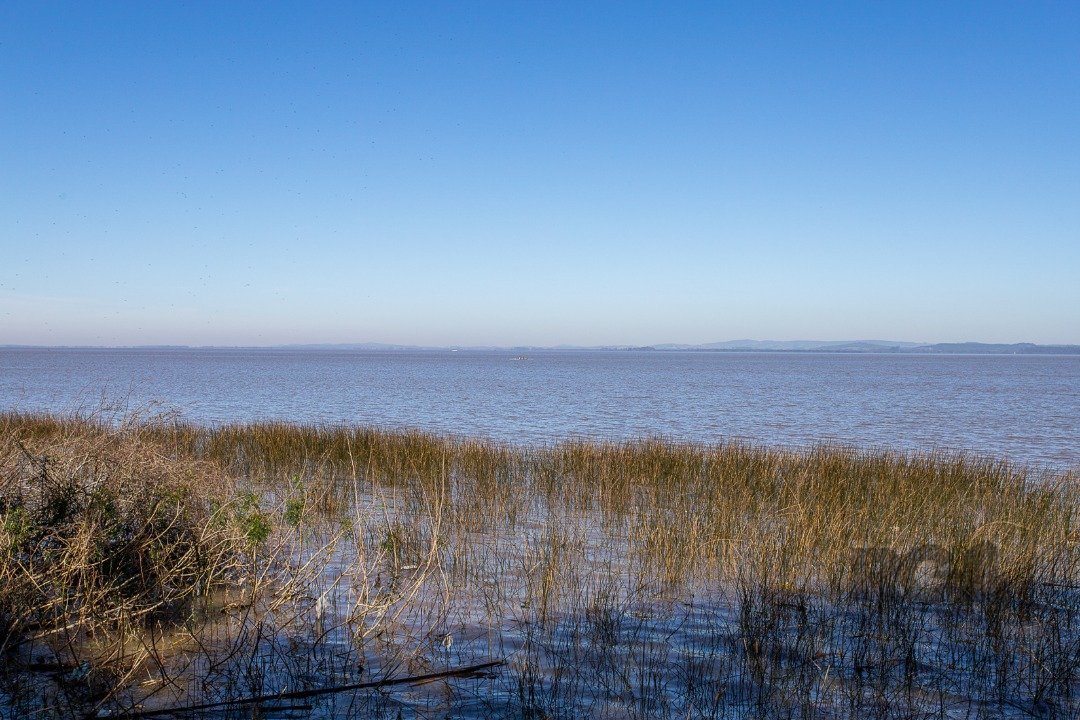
[99,659,505,719]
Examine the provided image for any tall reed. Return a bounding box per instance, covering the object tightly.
[2,411,1077,718]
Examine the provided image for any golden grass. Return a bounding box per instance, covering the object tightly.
[2,411,1077,717]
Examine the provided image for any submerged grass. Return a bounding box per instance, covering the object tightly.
[1,411,1077,718]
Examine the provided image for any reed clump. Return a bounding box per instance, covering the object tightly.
[0,416,239,651]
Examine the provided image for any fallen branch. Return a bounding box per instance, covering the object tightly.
[96,659,505,719]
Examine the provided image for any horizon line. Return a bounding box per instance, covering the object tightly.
[4,339,1080,352]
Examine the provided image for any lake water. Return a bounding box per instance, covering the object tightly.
[1,347,1077,471]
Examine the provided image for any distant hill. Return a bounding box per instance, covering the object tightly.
[651,340,1080,355]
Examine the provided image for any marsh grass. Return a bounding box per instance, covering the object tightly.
[1,412,1078,718]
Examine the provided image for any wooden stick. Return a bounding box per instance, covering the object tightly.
[96,659,505,719]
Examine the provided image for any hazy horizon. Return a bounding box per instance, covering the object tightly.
[4,337,1079,351]
[3,3,1078,346]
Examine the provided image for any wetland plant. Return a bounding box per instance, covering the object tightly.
[1,412,1077,718]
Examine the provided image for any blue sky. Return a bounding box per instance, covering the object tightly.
[2,1,1078,346]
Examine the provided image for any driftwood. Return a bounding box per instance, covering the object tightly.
[97,659,505,719]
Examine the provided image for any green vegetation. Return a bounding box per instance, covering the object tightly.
[1,412,1077,718]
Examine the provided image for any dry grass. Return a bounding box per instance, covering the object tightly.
[1,412,1078,718]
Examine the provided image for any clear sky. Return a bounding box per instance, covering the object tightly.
[2,1,1078,347]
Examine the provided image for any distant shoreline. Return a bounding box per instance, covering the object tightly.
[3,342,1080,355]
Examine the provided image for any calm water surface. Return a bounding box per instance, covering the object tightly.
[1,348,1077,471]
